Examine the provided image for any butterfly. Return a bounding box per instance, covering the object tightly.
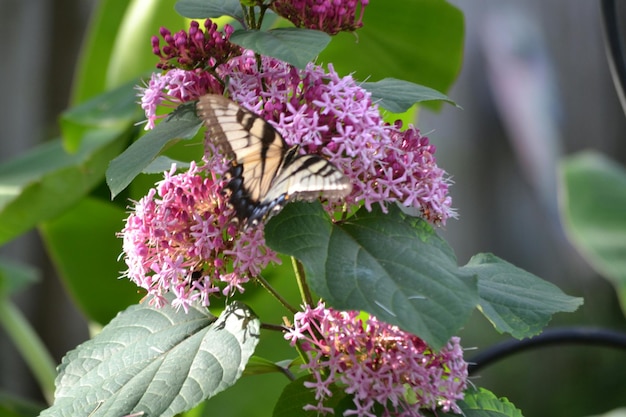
[196,94,353,227]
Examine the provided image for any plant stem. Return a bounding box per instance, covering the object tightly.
[255,274,298,314]
[0,298,56,405]
[292,257,313,307]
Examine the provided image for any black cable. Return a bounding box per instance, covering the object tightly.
[468,327,626,375]
[601,0,626,116]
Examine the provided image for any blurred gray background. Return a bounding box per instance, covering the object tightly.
[1,0,625,416]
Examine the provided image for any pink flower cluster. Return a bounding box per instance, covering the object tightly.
[151,19,241,70]
[122,16,456,308]
[285,303,468,417]
[219,53,455,222]
[120,162,279,311]
[271,0,369,35]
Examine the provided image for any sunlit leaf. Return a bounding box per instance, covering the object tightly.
[40,301,260,417]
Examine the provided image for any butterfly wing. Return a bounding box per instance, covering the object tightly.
[196,94,287,203]
[196,94,352,227]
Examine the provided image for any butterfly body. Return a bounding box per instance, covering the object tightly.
[197,94,352,227]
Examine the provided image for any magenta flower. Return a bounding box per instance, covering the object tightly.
[137,69,222,129]
[152,19,241,70]
[285,302,468,417]
[219,55,456,223]
[120,161,280,311]
[271,0,369,35]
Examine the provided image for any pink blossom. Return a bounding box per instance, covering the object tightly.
[218,56,455,224]
[152,19,240,70]
[285,302,468,417]
[271,0,369,35]
[119,161,280,311]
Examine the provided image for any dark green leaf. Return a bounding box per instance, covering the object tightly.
[106,101,203,198]
[559,151,626,311]
[230,28,331,69]
[244,356,296,377]
[143,155,191,174]
[463,253,583,339]
[0,258,40,298]
[274,376,346,417]
[319,0,463,109]
[265,203,478,350]
[39,198,142,324]
[363,78,458,113]
[456,388,523,417]
[40,300,260,417]
[175,0,244,21]
[0,129,129,245]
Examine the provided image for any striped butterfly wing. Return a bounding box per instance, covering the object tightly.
[196,94,286,203]
[196,94,352,227]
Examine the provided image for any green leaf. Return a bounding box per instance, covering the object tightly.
[455,388,523,417]
[559,151,626,311]
[230,28,331,69]
[463,253,583,339]
[175,0,244,21]
[363,78,458,113]
[70,0,130,104]
[0,129,129,245]
[244,356,296,377]
[40,300,260,417]
[39,198,142,325]
[143,155,192,174]
[265,203,478,350]
[0,258,40,298]
[274,376,346,417]
[106,101,203,198]
[319,0,463,108]
[61,78,141,152]
[106,0,188,89]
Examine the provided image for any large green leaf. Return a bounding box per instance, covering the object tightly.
[274,376,346,417]
[265,203,478,350]
[175,0,245,22]
[106,101,203,198]
[70,0,130,104]
[559,151,626,311]
[463,253,583,339]
[319,0,464,102]
[106,0,188,89]
[39,198,141,325]
[0,129,129,245]
[230,28,331,69]
[40,300,260,417]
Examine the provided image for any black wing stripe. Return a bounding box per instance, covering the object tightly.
[196,94,352,227]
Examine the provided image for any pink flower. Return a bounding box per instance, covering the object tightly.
[119,160,280,311]
[152,19,241,70]
[271,0,369,35]
[285,302,468,417]
[137,69,222,129]
[218,56,455,224]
